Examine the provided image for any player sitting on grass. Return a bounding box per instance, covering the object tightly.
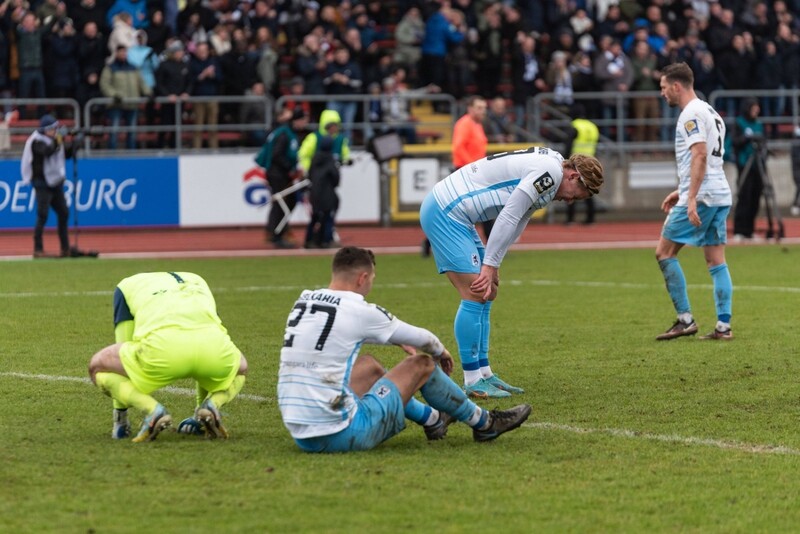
[277,246,532,452]
[88,272,248,442]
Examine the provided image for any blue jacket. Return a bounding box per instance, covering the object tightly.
[421,11,463,57]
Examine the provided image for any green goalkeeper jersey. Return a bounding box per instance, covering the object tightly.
[113,272,226,342]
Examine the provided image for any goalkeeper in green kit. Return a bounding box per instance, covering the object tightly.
[88,272,248,442]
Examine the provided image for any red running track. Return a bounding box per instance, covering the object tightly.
[1,218,798,260]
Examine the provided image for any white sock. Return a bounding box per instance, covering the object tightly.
[678,312,693,324]
[480,365,493,378]
[466,407,485,428]
[716,321,731,331]
[423,409,440,427]
[464,370,483,386]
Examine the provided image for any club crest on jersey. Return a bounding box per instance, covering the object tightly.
[376,385,390,398]
[684,119,699,135]
[533,173,555,194]
[471,253,479,266]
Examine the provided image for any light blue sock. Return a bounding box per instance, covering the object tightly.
[709,263,733,322]
[455,300,484,374]
[478,300,492,371]
[420,366,488,427]
[658,258,691,315]
[404,397,432,426]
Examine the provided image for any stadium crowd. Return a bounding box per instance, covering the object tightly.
[1,0,799,146]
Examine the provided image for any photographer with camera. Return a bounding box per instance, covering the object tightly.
[730,98,765,241]
[20,114,80,258]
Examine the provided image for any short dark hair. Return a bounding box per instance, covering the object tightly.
[332,247,375,273]
[661,61,694,88]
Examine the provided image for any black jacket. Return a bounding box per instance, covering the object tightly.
[308,152,340,212]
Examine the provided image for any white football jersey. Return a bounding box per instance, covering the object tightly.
[674,98,732,206]
[277,288,400,439]
[432,146,564,227]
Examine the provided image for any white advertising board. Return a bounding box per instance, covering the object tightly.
[179,151,380,226]
[398,158,440,204]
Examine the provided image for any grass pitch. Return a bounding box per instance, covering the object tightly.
[2,245,800,532]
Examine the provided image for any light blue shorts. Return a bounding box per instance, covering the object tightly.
[662,205,730,247]
[420,193,484,274]
[294,377,406,453]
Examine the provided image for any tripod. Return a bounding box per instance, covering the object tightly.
[737,138,785,241]
[67,133,99,258]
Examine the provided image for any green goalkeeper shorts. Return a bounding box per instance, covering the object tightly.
[120,326,241,394]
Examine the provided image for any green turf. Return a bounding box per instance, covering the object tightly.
[1,246,799,532]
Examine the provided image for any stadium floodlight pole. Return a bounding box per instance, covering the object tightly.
[272,178,310,234]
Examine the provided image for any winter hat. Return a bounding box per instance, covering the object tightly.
[38,114,59,132]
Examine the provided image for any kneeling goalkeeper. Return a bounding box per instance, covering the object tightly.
[88,272,248,442]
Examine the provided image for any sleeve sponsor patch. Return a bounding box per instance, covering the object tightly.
[533,172,555,194]
[684,119,699,136]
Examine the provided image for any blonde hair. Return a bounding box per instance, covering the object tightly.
[567,153,604,196]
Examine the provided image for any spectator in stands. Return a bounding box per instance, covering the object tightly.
[472,4,503,99]
[107,12,137,59]
[36,0,59,27]
[484,96,515,144]
[716,33,756,118]
[692,49,720,100]
[285,76,311,118]
[444,8,471,102]
[629,39,660,142]
[154,39,191,148]
[189,41,221,149]
[569,50,599,120]
[145,10,172,55]
[545,50,574,115]
[77,21,106,122]
[706,8,739,57]
[240,81,268,146]
[323,46,362,142]
[107,0,148,30]
[380,68,439,144]
[286,1,320,50]
[510,32,547,133]
[255,27,279,98]
[209,24,232,57]
[676,28,706,65]
[177,0,217,39]
[0,4,10,109]
[393,6,424,83]
[219,27,257,122]
[44,18,79,105]
[569,8,594,38]
[180,11,209,45]
[344,20,381,88]
[16,12,47,114]
[593,36,633,139]
[294,32,327,122]
[249,0,280,37]
[127,30,159,93]
[593,3,629,42]
[741,1,772,43]
[70,0,105,33]
[755,40,782,136]
[100,45,151,149]
[775,22,800,119]
[420,3,464,112]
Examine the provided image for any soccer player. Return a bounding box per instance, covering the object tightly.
[655,62,734,341]
[277,247,532,453]
[419,147,604,398]
[88,272,248,442]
